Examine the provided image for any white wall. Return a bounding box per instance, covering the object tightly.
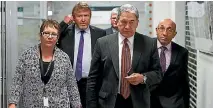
[152,1,186,47]
[50,1,152,36]
[153,2,213,108]
[152,1,172,37]
[197,51,213,108]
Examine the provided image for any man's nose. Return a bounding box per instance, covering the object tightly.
[124,23,130,29]
[82,16,85,22]
[163,30,168,36]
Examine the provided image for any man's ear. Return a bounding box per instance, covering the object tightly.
[174,31,177,36]
[172,31,177,38]
[155,28,158,32]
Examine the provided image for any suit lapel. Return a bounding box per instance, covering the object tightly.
[153,39,179,74]
[154,38,160,62]
[109,33,119,78]
[110,27,113,34]
[131,33,143,74]
[63,24,75,65]
[108,33,144,77]
[90,26,100,54]
[70,28,75,64]
[166,42,178,72]
[153,39,159,63]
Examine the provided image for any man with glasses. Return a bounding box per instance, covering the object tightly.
[86,4,162,108]
[57,2,106,108]
[150,19,189,108]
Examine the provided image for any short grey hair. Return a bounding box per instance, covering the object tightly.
[117,4,139,20]
[111,7,119,15]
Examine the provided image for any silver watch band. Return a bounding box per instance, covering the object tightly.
[141,74,147,84]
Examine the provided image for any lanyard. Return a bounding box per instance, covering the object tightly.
[39,45,54,77]
[39,45,55,98]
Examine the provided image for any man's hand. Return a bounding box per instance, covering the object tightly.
[64,14,73,24]
[125,73,144,85]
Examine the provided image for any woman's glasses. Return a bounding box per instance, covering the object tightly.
[41,32,58,38]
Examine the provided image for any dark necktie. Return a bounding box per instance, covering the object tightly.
[160,46,167,72]
[120,38,131,99]
[75,30,85,81]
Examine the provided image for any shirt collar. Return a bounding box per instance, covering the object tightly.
[118,32,134,45]
[157,39,172,51]
[75,25,90,34]
[112,27,118,33]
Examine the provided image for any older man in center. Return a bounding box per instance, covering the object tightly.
[86,4,162,108]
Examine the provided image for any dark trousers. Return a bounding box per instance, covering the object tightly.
[150,95,163,108]
[77,78,87,108]
[114,94,133,108]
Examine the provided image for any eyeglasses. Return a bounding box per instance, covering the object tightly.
[157,27,175,34]
[41,32,58,38]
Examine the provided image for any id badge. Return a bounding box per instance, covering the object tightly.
[43,97,49,107]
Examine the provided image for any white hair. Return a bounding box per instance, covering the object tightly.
[117,4,139,20]
[111,7,119,14]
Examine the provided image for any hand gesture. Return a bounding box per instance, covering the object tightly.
[64,14,73,24]
[125,73,144,85]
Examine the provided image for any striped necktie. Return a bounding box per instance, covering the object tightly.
[120,38,131,99]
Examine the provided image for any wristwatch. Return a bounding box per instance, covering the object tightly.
[141,74,147,84]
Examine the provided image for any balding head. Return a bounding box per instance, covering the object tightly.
[158,19,176,31]
[156,18,177,46]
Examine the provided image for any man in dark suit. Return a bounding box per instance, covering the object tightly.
[86,4,162,108]
[105,7,119,35]
[150,19,189,108]
[57,2,106,108]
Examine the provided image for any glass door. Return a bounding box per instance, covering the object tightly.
[1,1,6,108]
[4,1,47,108]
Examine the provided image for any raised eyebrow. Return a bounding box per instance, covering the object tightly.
[159,26,172,29]
[43,31,57,34]
[43,31,50,33]
[51,32,58,34]
[166,27,173,30]
[158,25,165,28]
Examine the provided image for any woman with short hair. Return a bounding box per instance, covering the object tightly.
[8,19,81,108]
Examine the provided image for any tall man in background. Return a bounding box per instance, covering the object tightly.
[150,19,189,108]
[105,7,119,35]
[57,2,106,108]
[86,4,162,108]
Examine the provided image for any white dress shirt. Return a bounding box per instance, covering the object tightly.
[118,32,134,93]
[73,26,92,78]
[112,27,118,33]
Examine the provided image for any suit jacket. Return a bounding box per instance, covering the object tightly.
[105,27,115,35]
[86,33,162,108]
[57,21,106,66]
[8,44,81,108]
[150,38,190,108]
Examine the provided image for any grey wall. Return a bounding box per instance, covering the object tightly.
[49,1,152,36]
